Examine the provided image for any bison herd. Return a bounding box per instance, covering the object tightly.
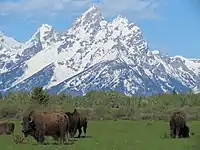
[0,109,192,145]
[0,108,87,145]
[21,109,88,144]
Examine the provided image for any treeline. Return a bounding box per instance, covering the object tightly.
[0,87,200,121]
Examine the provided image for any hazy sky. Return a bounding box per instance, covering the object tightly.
[0,0,199,58]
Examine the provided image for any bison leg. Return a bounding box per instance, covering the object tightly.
[37,130,45,144]
[169,120,176,139]
[170,128,176,139]
[83,124,87,138]
[77,128,82,138]
[176,127,182,138]
[59,128,66,144]
[71,128,77,138]
[65,131,69,143]
[183,125,190,138]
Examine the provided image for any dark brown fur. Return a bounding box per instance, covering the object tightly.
[21,111,69,144]
[169,111,189,138]
[0,122,15,135]
[65,109,87,138]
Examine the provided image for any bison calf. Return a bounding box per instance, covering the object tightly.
[0,122,15,135]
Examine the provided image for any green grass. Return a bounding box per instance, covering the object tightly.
[0,120,200,150]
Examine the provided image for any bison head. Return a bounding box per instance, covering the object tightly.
[21,116,35,137]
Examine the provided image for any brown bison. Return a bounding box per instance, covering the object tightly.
[0,122,15,135]
[21,110,70,144]
[169,111,190,138]
[65,109,87,138]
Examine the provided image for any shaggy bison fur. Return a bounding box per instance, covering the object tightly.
[169,111,190,138]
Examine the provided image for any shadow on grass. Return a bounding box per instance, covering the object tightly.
[30,141,74,146]
[74,135,92,139]
[17,139,74,146]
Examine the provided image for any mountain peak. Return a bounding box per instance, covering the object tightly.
[37,24,53,35]
[69,5,103,33]
[83,4,100,15]
[79,4,103,22]
[29,24,54,43]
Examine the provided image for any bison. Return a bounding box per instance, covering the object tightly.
[65,109,87,138]
[0,122,15,135]
[169,111,190,138]
[21,110,70,144]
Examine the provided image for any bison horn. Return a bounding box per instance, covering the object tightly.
[29,117,34,123]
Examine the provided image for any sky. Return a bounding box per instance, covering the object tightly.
[0,0,199,58]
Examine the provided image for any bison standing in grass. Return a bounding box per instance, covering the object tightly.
[65,109,88,138]
[0,122,15,135]
[21,110,70,144]
[169,111,190,138]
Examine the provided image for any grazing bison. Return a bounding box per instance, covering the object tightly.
[21,111,70,144]
[65,109,87,138]
[169,111,189,138]
[0,122,15,135]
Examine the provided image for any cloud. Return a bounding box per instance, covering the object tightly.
[96,0,164,20]
[0,0,92,17]
[0,0,164,20]
[0,12,8,16]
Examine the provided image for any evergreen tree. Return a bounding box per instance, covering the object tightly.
[172,87,177,95]
[30,87,49,104]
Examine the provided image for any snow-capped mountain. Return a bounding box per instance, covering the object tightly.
[1,5,200,96]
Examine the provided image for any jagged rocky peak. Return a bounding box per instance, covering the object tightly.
[80,4,103,23]
[38,24,53,34]
[28,24,56,46]
[37,24,54,37]
[69,5,104,34]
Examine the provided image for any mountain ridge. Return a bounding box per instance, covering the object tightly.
[0,5,200,96]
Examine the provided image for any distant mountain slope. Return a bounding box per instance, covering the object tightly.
[0,5,200,96]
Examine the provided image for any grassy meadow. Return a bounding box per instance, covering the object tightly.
[0,88,200,149]
[0,120,199,150]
